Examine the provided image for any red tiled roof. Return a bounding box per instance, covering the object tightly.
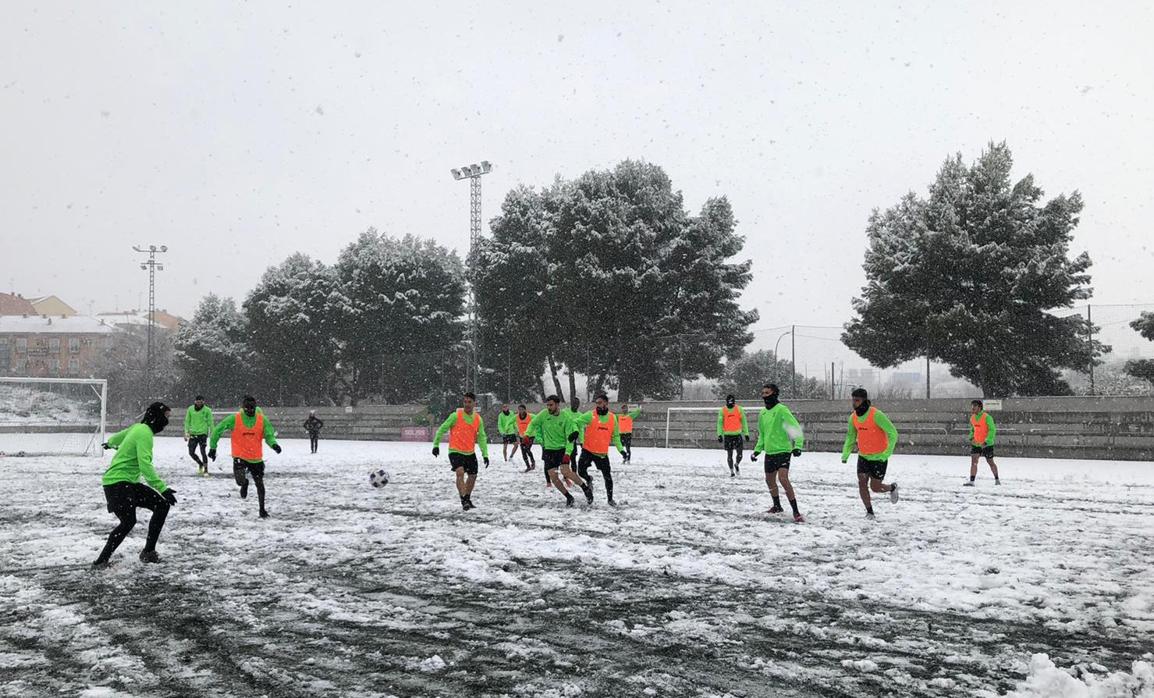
[0,293,38,316]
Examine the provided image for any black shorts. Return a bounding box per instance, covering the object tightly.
[763,452,791,473]
[502,434,519,445]
[188,434,208,447]
[971,445,995,458]
[542,448,568,471]
[233,459,266,482]
[856,456,888,480]
[449,452,479,475]
[103,481,167,514]
[723,434,744,450]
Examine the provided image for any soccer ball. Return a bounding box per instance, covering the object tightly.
[369,469,390,488]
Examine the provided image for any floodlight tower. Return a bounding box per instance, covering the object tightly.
[133,244,167,397]
[451,161,493,395]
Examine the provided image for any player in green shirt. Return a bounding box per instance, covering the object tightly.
[209,396,281,519]
[432,391,490,511]
[183,394,214,476]
[93,402,178,568]
[750,384,805,522]
[965,399,1001,486]
[571,393,626,506]
[497,403,519,462]
[842,388,899,519]
[618,403,642,463]
[525,395,586,507]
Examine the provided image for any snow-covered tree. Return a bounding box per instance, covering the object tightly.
[333,229,467,404]
[243,253,341,405]
[173,294,255,405]
[843,142,1106,396]
[1124,312,1154,387]
[715,350,826,400]
[478,161,758,401]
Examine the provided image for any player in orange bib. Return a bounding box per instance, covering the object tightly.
[432,391,491,511]
[208,395,282,519]
[841,388,899,519]
[571,393,627,506]
[515,404,536,472]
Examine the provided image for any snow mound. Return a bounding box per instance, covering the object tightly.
[1005,654,1154,697]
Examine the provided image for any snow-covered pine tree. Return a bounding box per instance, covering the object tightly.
[1124,312,1154,387]
[842,142,1107,396]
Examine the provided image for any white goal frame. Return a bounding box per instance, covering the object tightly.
[0,376,108,456]
[664,406,731,449]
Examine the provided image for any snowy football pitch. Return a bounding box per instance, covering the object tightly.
[2,440,1153,697]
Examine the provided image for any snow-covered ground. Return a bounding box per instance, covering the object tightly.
[2,439,1152,697]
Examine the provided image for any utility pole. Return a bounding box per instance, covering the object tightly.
[451,161,493,396]
[1087,303,1094,396]
[926,355,931,399]
[132,244,167,399]
[791,324,796,397]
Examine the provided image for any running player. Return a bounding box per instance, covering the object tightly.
[208,395,282,519]
[524,395,588,507]
[562,396,584,462]
[965,399,1000,486]
[93,402,178,568]
[515,403,536,472]
[571,393,627,506]
[717,394,749,477]
[618,402,642,463]
[183,394,213,476]
[303,410,324,454]
[432,391,491,511]
[749,384,805,522]
[841,388,899,519]
[497,403,519,462]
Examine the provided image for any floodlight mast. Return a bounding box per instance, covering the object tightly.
[132,244,167,399]
[451,161,493,395]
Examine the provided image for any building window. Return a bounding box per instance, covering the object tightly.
[49,338,61,352]
[69,337,81,353]
[49,358,61,374]
[68,358,80,374]
[15,338,27,353]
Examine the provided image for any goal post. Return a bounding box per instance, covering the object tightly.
[664,406,732,449]
[0,377,108,457]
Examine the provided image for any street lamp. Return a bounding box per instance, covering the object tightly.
[451,161,493,395]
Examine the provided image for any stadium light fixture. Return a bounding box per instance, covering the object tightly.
[450,160,494,394]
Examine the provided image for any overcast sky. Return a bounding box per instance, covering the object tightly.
[2,1,1152,363]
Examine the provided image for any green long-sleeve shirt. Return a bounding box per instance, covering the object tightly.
[842,407,898,462]
[497,410,518,436]
[526,409,577,454]
[717,406,750,437]
[970,411,996,446]
[753,403,805,455]
[433,410,490,458]
[570,410,625,455]
[184,404,214,436]
[210,409,279,462]
[102,423,168,492]
[560,408,582,441]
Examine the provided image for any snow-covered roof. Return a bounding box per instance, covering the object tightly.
[0,315,118,335]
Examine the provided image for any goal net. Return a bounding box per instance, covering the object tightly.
[0,377,107,457]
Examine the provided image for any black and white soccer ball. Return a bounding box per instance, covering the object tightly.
[369,468,390,488]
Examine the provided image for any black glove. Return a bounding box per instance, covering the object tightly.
[272,444,282,454]
[792,449,802,457]
[101,442,112,450]
[208,448,217,461]
[717,435,724,444]
[483,457,490,468]
[432,446,440,457]
[162,489,178,506]
[744,435,749,442]
[751,452,760,461]
[619,451,627,463]
[568,431,578,443]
